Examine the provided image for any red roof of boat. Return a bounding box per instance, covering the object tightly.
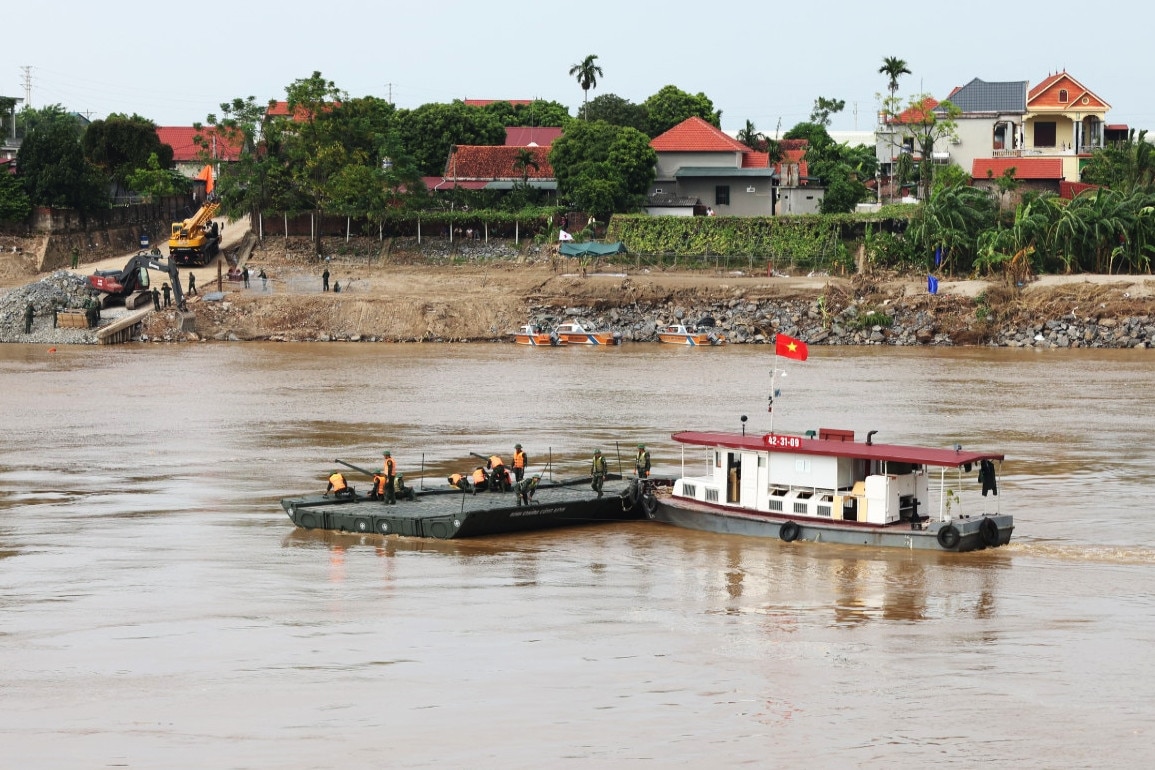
[671,431,1003,467]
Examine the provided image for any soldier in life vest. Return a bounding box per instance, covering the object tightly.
[470,466,489,495]
[370,473,389,501]
[324,470,353,499]
[512,444,528,482]
[382,451,398,504]
[447,473,471,492]
[487,455,508,491]
[393,473,417,502]
[635,444,651,478]
[590,449,608,498]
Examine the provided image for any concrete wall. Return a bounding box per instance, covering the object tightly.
[674,177,774,217]
[654,151,742,180]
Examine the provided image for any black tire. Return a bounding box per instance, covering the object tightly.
[937,524,961,550]
[377,519,390,535]
[300,513,317,530]
[642,493,658,519]
[779,520,800,542]
[979,517,1000,547]
[354,518,369,533]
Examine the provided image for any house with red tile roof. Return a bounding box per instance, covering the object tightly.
[156,126,243,178]
[875,71,1119,197]
[648,117,823,216]
[504,126,562,147]
[422,144,556,194]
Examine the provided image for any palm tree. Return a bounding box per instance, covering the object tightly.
[879,57,911,97]
[512,148,539,188]
[736,120,765,150]
[569,55,604,111]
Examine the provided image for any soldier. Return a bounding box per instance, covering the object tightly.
[322,267,330,292]
[161,282,171,307]
[187,272,198,296]
[635,443,651,478]
[151,287,161,311]
[70,247,79,269]
[393,473,416,502]
[512,444,528,482]
[590,449,608,498]
[324,470,353,499]
[259,269,268,291]
[382,451,397,504]
[242,266,250,288]
[470,466,489,495]
[487,454,508,491]
[23,302,34,334]
[84,296,99,329]
[447,473,471,492]
[515,474,540,507]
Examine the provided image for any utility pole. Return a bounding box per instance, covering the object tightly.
[385,82,394,104]
[20,66,32,107]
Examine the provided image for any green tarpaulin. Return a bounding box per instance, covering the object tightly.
[558,241,627,257]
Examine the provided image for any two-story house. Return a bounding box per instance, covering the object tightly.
[647,117,823,216]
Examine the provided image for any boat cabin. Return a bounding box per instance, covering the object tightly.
[671,428,1002,525]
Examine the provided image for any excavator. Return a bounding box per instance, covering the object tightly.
[168,198,221,266]
[88,252,185,310]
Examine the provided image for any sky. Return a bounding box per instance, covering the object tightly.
[6,1,1153,136]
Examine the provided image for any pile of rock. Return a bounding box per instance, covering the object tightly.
[0,271,102,344]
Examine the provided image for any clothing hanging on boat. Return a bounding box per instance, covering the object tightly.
[978,459,998,497]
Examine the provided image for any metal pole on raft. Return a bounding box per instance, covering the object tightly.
[769,348,779,435]
[420,453,425,490]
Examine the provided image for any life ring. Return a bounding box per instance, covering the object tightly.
[937,524,961,550]
[979,517,1000,547]
[377,519,390,535]
[642,492,658,518]
[779,520,800,542]
[354,518,369,533]
[299,513,317,530]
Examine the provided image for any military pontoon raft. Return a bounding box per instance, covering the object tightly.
[281,474,650,539]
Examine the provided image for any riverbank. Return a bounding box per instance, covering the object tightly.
[2,228,1155,347]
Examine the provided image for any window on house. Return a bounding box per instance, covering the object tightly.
[1059,89,1068,102]
[1034,122,1057,147]
[715,185,730,206]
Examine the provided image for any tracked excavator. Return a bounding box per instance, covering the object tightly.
[168,198,221,266]
[88,252,185,310]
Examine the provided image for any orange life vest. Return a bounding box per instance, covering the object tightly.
[449,473,465,487]
[513,450,526,469]
[489,455,505,469]
[383,457,396,476]
[328,472,347,491]
[472,468,488,485]
[373,474,388,494]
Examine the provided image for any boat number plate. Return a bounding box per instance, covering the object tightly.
[763,434,802,449]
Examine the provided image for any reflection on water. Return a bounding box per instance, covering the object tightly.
[2,343,1155,767]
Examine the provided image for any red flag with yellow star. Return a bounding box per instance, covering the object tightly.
[774,333,808,361]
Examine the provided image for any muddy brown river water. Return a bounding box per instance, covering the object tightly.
[2,342,1154,768]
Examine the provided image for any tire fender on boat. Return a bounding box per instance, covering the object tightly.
[300,512,317,530]
[937,524,961,550]
[354,518,370,533]
[642,492,658,519]
[979,517,1000,547]
[620,478,641,511]
[779,520,800,542]
[377,519,390,535]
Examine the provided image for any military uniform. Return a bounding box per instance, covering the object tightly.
[590,450,607,498]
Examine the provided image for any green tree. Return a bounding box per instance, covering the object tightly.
[550,120,656,216]
[126,152,187,202]
[1081,128,1155,193]
[809,97,845,128]
[82,113,173,198]
[578,93,648,133]
[397,101,506,176]
[199,96,280,220]
[16,105,107,219]
[478,99,571,127]
[887,95,960,201]
[736,120,766,150]
[644,85,721,137]
[0,165,31,221]
[879,57,911,98]
[512,147,539,187]
[569,54,604,109]
[907,183,996,274]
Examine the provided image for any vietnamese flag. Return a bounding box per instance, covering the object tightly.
[775,333,808,361]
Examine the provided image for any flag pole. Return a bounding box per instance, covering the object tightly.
[769,345,778,435]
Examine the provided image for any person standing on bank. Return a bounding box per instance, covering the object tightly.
[151,287,161,311]
[242,266,250,288]
[512,444,527,482]
[187,272,197,296]
[23,302,34,334]
[590,449,608,498]
[322,267,330,292]
[259,269,268,291]
[635,443,651,478]
[162,282,171,307]
[71,247,79,269]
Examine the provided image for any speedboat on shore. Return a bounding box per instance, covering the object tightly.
[513,324,565,346]
[658,323,726,346]
[647,427,1011,552]
[554,319,622,345]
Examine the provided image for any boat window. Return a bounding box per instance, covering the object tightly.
[770,487,788,497]
[794,458,811,472]
[758,456,766,467]
[715,451,721,468]
[795,490,813,499]
[768,499,783,512]
[886,461,918,475]
[793,501,808,514]
[817,504,832,517]
[705,488,719,503]
[683,483,697,498]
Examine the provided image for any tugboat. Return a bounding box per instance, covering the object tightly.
[513,324,565,346]
[658,323,726,346]
[648,428,1010,552]
[553,319,622,345]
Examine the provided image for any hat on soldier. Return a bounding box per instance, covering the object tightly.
[383,450,391,456]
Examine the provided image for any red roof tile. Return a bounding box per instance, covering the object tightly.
[1027,71,1110,111]
[156,126,243,162]
[444,145,554,180]
[1060,181,1099,199]
[265,100,339,121]
[504,126,563,146]
[972,157,1063,180]
[651,117,747,153]
[889,97,940,125]
[741,151,769,168]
